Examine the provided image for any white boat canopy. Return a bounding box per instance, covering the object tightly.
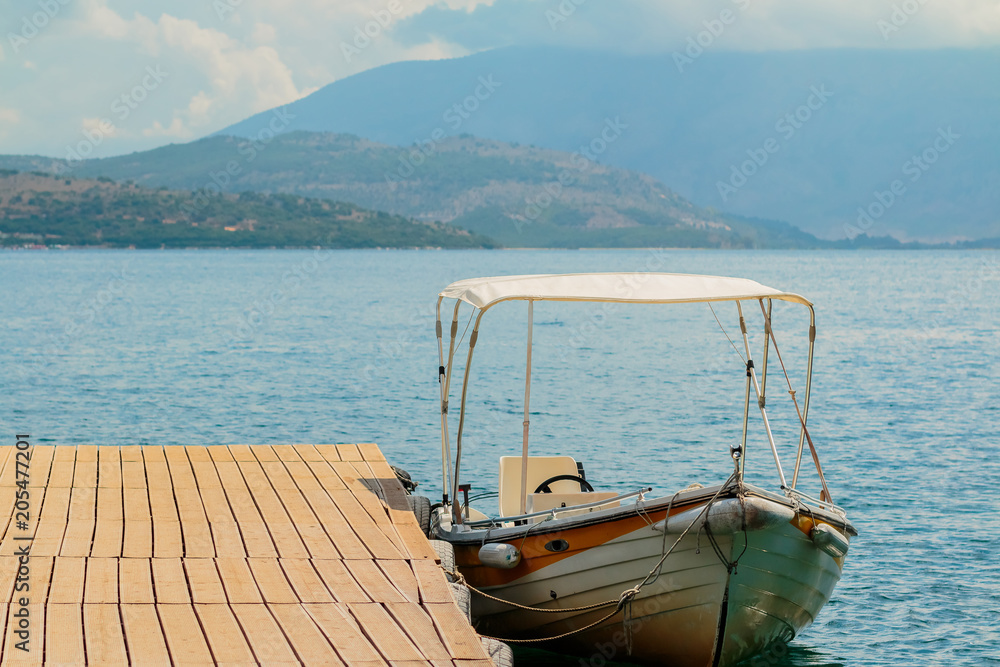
[435,272,829,522]
[439,272,812,310]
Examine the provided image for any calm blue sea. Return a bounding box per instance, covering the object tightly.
[2,249,998,666]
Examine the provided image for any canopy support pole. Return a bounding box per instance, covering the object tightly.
[737,302,788,488]
[452,310,486,524]
[437,299,461,507]
[792,309,817,489]
[519,301,534,515]
[760,299,772,407]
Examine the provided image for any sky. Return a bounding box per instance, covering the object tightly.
[1,0,999,159]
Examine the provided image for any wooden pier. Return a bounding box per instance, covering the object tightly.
[0,443,494,666]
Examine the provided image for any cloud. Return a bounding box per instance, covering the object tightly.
[394,0,1000,52]
[1,0,998,159]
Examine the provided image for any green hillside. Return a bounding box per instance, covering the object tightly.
[0,132,828,248]
[0,171,494,249]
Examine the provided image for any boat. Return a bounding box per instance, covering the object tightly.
[428,273,856,667]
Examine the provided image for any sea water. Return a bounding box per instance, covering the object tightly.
[2,249,998,666]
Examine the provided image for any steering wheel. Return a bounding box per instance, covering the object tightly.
[533,474,594,494]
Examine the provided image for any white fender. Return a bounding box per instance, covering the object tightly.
[479,543,521,569]
[811,523,849,558]
[652,497,795,535]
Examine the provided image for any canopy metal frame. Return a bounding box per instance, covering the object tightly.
[434,273,823,524]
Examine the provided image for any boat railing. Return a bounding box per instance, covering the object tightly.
[785,487,848,517]
[464,487,653,528]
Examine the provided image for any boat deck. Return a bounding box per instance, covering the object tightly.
[0,443,492,666]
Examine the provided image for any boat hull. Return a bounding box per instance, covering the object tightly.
[441,494,849,666]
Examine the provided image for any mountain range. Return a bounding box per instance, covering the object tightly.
[218,46,1000,242]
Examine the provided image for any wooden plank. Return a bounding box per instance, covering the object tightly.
[282,460,323,492]
[194,603,257,664]
[347,602,425,662]
[26,487,70,557]
[387,602,455,661]
[45,604,85,665]
[346,560,408,603]
[71,459,97,488]
[304,459,347,491]
[122,521,153,559]
[208,522,247,558]
[197,487,236,523]
[269,604,345,665]
[260,461,297,490]
[267,476,340,559]
[216,559,263,604]
[23,556,55,604]
[293,444,324,462]
[26,445,56,486]
[312,559,371,603]
[2,602,44,665]
[279,559,334,603]
[97,446,122,488]
[0,487,47,556]
[207,445,234,462]
[184,559,227,604]
[144,461,171,491]
[60,487,96,557]
[303,602,387,664]
[190,461,223,489]
[164,446,197,490]
[123,488,150,521]
[247,558,298,603]
[157,604,215,664]
[152,521,183,559]
[250,445,279,463]
[151,558,190,604]
[141,445,165,463]
[97,478,125,524]
[120,445,143,462]
[271,445,300,462]
[47,457,75,488]
[0,558,16,602]
[120,462,147,489]
[148,485,182,558]
[91,486,124,558]
[48,557,86,604]
[119,558,155,604]
[230,604,300,664]
[367,460,415,512]
[237,460,308,558]
[84,558,119,604]
[335,444,362,461]
[120,604,172,666]
[378,560,421,604]
[90,521,123,558]
[301,489,371,559]
[314,445,341,462]
[185,446,211,462]
[226,445,255,461]
[329,489,402,560]
[174,492,214,558]
[83,603,128,665]
[213,461,277,558]
[424,603,491,660]
[412,559,455,604]
[330,462,408,555]
[76,445,98,462]
[148,485,178,522]
[357,443,386,462]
